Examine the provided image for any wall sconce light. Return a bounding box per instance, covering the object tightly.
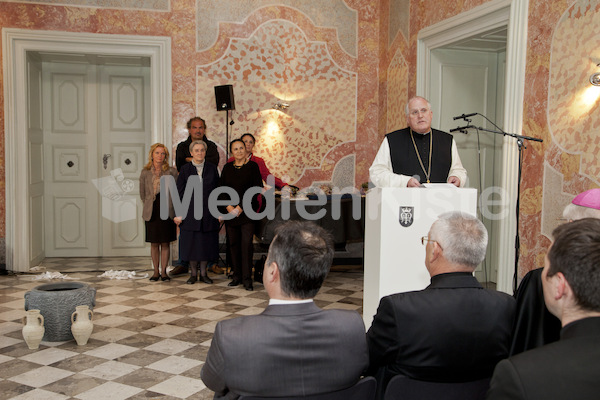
[590,64,600,86]
[273,101,289,111]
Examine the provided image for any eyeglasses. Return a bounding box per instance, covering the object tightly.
[421,236,442,250]
[409,108,430,116]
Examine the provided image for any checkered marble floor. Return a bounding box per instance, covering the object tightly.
[0,257,364,399]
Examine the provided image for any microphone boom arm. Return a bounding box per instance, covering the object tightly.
[471,126,543,142]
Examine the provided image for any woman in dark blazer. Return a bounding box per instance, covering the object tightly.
[219,139,263,291]
[174,140,220,284]
[139,143,178,281]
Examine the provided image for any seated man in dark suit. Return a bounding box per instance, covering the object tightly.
[486,218,600,400]
[366,211,515,396]
[509,188,600,356]
[201,220,368,399]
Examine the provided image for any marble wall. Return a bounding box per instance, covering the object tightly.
[2,0,599,278]
[519,0,600,275]
[194,12,358,187]
[0,0,381,242]
[174,0,380,190]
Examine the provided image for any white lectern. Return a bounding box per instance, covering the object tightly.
[363,186,477,327]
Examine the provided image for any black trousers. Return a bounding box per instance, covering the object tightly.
[226,222,254,287]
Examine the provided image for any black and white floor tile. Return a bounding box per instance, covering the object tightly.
[0,257,364,399]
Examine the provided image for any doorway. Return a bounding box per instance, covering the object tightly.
[36,54,151,258]
[3,29,172,272]
[429,34,507,285]
[416,0,528,293]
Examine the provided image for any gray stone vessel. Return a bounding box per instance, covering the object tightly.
[24,282,96,342]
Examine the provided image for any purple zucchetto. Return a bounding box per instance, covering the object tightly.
[572,188,600,210]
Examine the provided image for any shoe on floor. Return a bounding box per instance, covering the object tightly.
[199,275,213,284]
[186,276,196,284]
[170,265,189,276]
[244,285,254,291]
[228,280,241,287]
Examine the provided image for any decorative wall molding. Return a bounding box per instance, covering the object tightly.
[0,0,169,11]
[196,0,357,57]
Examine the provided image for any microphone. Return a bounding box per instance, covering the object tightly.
[450,125,473,133]
[453,112,478,120]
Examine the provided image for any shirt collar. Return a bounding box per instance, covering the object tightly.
[269,298,313,306]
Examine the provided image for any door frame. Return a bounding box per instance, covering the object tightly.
[416,0,529,294]
[3,29,172,272]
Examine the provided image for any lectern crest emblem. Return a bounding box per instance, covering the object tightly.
[399,206,414,227]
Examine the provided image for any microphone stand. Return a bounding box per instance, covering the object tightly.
[225,109,230,156]
[456,116,543,292]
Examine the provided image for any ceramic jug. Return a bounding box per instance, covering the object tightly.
[71,305,94,346]
[22,309,45,350]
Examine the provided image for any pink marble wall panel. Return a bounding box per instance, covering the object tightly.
[386,49,409,133]
[196,0,358,56]
[548,0,600,182]
[197,20,356,184]
[517,0,600,276]
[1,0,169,10]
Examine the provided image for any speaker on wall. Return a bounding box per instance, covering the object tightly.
[214,85,235,111]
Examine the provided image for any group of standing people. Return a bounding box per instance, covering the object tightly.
[139,117,283,290]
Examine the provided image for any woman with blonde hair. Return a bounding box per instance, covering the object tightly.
[140,143,178,281]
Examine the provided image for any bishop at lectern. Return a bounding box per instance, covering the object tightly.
[369,96,467,188]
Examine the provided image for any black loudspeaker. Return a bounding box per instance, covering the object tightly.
[214,85,235,111]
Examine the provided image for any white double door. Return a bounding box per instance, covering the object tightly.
[42,61,150,257]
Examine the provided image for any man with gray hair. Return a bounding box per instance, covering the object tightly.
[366,211,515,395]
[369,96,467,187]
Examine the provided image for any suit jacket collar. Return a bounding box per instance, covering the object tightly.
[561,316,600,340]
[261,301,322,317]
[428,272,482,289]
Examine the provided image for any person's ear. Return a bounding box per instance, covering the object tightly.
[265,261,279,283]
[553,272,571,300]
[430,241,443,263]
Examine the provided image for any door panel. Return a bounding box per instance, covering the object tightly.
[28,56,45,265]
[429,48,505,283]
[99,65,149,256]
[53,196,88,249]
[43,63,99,256]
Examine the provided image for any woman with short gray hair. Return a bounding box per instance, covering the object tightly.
[174,140,220,284]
